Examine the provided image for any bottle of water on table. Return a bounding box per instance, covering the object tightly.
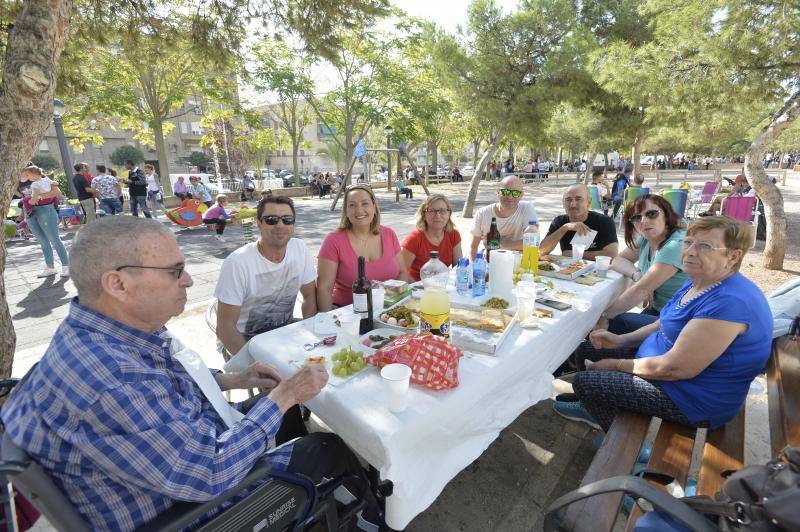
[472,252,487,297]
[456,258,470,296]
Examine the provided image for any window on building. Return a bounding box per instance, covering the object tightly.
[300,149,305,156]
[180,122,188,134]
[318,123,336,138]
[170,144,178,153]
[190,122,202,135]
[39,140,50,151]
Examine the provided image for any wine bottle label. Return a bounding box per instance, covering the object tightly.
[353,293,369,314]
[419,311,450,338]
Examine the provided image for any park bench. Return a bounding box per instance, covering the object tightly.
[551,317,800,531]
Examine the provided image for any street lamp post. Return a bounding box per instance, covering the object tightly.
[53,99,78,199]
[384,125,393,192]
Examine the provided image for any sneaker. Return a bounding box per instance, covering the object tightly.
[555,392,579,403]
[552,400,601,430]
[37,267,58,278]
[60,266,70,277]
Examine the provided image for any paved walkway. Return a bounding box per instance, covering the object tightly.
[6,176,792,531]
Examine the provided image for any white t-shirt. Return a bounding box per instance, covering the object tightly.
[470,201,538,244]
[146,173,160,192]
[30,177,52,195]
[214,238,316,335]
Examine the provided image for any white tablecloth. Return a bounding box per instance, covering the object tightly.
[227,272,626,529]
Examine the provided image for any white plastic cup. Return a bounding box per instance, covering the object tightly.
[381,363,411,413]
[371,286,385,317]
[515,280,537,321]
[595,256,611,277]
[573,244,586,262]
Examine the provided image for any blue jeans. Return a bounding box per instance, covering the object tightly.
[27,205,69,266]
[99,197,123,215]
[130,195,152,218]
[608,307,660,335]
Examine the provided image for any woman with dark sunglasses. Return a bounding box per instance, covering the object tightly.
[598,194,687,334]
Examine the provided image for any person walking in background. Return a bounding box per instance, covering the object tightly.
[203,195,233,241]
[123,159,151,218]
[144,164,166,218]
[72,163,97,224]
[109,168,124,212]
[93,165,123,215]
[19,165,70,277]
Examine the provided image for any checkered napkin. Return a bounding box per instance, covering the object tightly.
[368,333,463,390]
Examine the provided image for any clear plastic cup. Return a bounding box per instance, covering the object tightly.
[595,256,611,277]
[371,286,385,317]
[381,363,411,413]
[573,244,586,262]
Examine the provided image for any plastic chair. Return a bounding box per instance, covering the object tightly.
[660,188,689,218]
[587,185,602,210]
[721,195,758,223]
[689,181,719,217]
[619,187,650,228]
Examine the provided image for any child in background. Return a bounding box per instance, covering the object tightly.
[203,195,233,241]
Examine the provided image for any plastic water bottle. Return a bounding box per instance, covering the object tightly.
[456,258,470,295]
[472,252,487,297]
[420,251,449,289]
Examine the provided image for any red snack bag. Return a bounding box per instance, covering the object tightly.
[367,333,463,390]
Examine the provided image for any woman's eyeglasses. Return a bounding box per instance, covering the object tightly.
[681,239,728,254]
[630,209,661,224]
[499,188,523,198]
[259,215,295,225]
[425,208,451,216]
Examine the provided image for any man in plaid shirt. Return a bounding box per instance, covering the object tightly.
[2,217,381,531]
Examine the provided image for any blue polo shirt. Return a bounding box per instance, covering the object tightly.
[636,273,772,428]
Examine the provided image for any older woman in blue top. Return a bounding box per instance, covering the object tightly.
[598,194,687,335]
[555,217,772,431]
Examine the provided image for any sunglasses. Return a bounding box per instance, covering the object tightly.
[630,209,660,224]
[259,215,295,225]
[499,188,523,198]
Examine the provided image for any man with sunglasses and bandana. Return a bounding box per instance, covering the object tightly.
[540,183,619,260]
[2,216,384,530]
[469,175,538,260]
[215,196,317,358]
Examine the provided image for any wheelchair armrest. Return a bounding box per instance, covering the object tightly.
[138,462,274,531]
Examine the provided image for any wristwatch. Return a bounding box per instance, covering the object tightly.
[630,270,642,282]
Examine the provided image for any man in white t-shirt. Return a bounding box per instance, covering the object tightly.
[469,175,538,259]
[214,196,317,356]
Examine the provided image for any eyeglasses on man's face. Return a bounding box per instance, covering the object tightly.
[681,239,728,254]
[259,215,295,225]
[630,209,661,225]
[425,208,451,217]
[499,188,523,198]
[115,264,185,280]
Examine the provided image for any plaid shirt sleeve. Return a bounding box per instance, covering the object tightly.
[75,381,290,501]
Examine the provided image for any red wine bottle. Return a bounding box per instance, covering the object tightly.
[353,256,374,334]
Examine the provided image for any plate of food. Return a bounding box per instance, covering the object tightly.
[359,328,402,349]
[292,342,375,386]
[377,300,420,330]
[537,257,596,280]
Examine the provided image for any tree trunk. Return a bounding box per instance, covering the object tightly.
[583,152,597,184]
[744,90,799,270]
[472,139,481,168]
[292,140,300,186]
[462,126,506,218]
[330,155,360,211]
[429,140,439,175]
[0,0,74,378]
[632,124,645,184]
[152,120,173,196]
[404,156,430,196]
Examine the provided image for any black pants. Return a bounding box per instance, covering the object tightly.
[402,188,412,199]
[203,219,227,235]
[288,432,382,526]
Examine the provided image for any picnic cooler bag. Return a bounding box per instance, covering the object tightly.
[368,333,462,390]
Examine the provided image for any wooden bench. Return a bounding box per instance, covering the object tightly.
[560,324,800,531]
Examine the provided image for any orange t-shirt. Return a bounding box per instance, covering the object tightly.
[402,228,462,281]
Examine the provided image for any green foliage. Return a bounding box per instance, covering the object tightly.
[110,145,144,166]
[53,172,69,195]
[30,154,60,172]
[185,151,210,170]
[317,140,347,172]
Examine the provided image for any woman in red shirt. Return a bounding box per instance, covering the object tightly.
[400,194,463,281]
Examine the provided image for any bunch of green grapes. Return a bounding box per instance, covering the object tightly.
[331,347,367,377]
